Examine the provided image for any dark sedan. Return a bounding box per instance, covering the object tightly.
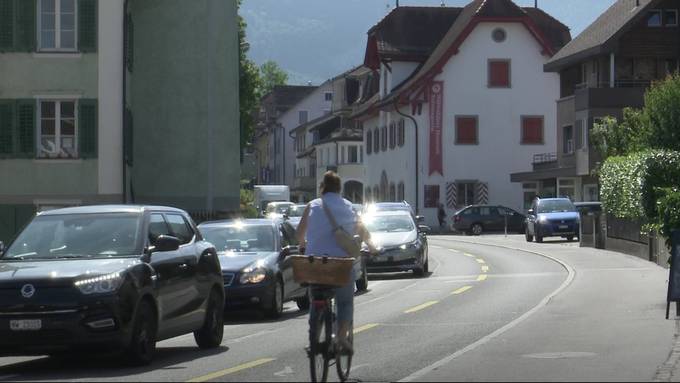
[0,205,225,365]
[362,210,429,277]
[451,205,526,235]
[198,219,308,318]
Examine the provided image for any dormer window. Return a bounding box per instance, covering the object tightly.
[665,10,678,26]
[324,92,333,101]
[647,10,662,26]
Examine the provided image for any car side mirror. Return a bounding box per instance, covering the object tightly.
[418,225,431,235]
[152,235,181,253]
[416,216,425,224]
[527,209,534,216]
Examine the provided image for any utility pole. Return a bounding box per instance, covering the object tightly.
[396,0,399,7]
[535,0,538,7]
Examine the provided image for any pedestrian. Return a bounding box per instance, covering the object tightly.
[437,203,447,234]
[296,171,378,353]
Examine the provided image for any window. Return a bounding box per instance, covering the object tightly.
[366,130,372,155]
[148,214,171,245]
[456,116,478,145]
[575,119,585,150]
[492,28,506,43]
[488,60,511,88]
[398,119,405,147]
[39,100,77,159]
[424,185,440,208]
[389,122,396,149]
[359,145,363,163]
[373,129,379,153]
[665,10,678,26]
[299,110,308,124]
[341,146,346,164]
[348,146,358,163]
[389,183,396,202]
[456,182,475,208]
[521,116,543,145]
[166,214,194,244]
[324,92,333,101]
[383,68,389,96]
[39,0,77,51]
[381,126,388,151]
[397,182,405,201]
[647,10,662,26]
[563,125,574,154]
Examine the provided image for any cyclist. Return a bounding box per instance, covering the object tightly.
[296,171,378,353]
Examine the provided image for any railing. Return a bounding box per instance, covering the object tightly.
[532,152,557,165]
[574,79,653,90]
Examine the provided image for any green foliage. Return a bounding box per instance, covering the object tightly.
[644,74,680,152]
[238,2,262,159]
[657,188,680,248]
[259,61,289,96]
[600,151,680,222]
[239,188,258,218]
[591,110,649,159]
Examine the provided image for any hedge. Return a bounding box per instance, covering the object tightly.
[658,188,680,245]
[600,151,680,220]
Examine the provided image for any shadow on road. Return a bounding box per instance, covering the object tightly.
[367,271,433,281]
[223,306,308,325]
[0,346,228,381]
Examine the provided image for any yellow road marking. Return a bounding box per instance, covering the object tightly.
[186,358,276,382]
[451,285,473,295]
[405,301,439,313]
[475,258,486,264]
[354,323,379,334]
[481,265,489,273]
[464,253,475,258]
[477,274,488,281]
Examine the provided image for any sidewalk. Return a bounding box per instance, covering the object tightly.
[410,234,679,382]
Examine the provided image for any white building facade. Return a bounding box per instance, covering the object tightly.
[358,0,570,227]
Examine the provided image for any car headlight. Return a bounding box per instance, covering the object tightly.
[399,240,421,250]
[239,261,268,284]
[74,272,124,295]
[538,216,549,223]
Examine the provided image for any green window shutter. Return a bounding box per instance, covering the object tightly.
[14,0,35,52]
[78,0,97,53]
[0,0,14,51]
[15,99,35,158]
[0,101,14,157]
[78,99,97,159]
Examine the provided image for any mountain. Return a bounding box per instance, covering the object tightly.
[240,0,618,85]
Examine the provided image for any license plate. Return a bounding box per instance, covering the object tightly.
[10,319,42,331]
[558,225,569,230]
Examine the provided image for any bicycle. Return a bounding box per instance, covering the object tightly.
[307,284,353,383]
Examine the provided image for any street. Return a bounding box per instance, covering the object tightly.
[0,235,674,382]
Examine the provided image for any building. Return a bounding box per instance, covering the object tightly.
[353,0,570,226]
[254,85,316,184]
[292,66,372,203]
[511,0,680,206]
[0,0,240,242]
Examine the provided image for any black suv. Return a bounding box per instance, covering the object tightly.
[0,205,224,365]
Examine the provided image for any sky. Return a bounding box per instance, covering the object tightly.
[240,0,619,85]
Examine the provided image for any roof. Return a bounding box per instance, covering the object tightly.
[545,0,657,71]
[365,6,462,66]
[37,205,184,216]
[262,85,317,115]
[358,0,570,116]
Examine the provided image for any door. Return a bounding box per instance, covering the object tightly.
[165,213,204,329]
[147,213,193,337]
[279,222,302,299]
[478,206,500,231]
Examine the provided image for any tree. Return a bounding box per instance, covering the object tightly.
[238,1,262,161]
[260,60,289,96]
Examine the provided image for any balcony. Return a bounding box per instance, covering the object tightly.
[532,153,558,171]
[574,83,646,112]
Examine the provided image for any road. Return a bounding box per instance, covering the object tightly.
[0,235,665,382]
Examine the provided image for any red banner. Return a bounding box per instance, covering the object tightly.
[428,81,444,176]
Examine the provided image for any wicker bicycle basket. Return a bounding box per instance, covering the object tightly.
[289,255,355,287]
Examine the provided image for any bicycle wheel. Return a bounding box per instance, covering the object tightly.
[335,323,353,382]
[309,307,330,382]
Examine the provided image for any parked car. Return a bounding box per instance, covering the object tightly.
[0,205,224,365]
[264,201,295,219]
[525,198,580,243]
[451,205,526,235]
[285,216,369,292]
[198,218,310,317]
[365,201,424,223]
[286,204,307,218]
[362,210,429,277]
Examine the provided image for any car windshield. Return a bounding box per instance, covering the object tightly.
[3,213,143,260]
[287,205,306,217]
[201,224,275,253]
[537,200,576,213]
[363,214,415,233]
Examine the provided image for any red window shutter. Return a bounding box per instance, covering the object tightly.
[489,61,510,88]
[456,117,477,144]
[522,117,543,144]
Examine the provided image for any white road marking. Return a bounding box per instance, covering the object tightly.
[273,366,294,377]
[227,329,278,343]
[399,240,575,382]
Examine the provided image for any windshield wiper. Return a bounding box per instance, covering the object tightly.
[53,254,91,259]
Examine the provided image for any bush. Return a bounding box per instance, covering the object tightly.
[657,188,680,248]
[600,151,680,220]
[239,189,258,218]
